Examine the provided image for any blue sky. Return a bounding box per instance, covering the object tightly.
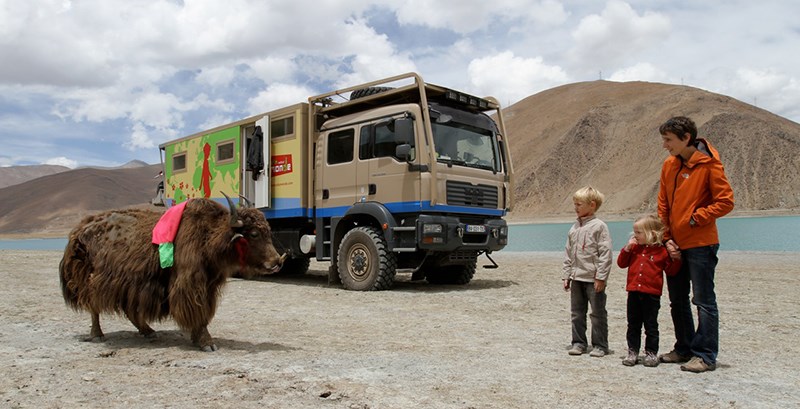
[1,0,798,168]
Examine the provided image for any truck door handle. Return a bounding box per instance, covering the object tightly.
[368,184,377,195]
[322,189,329,199]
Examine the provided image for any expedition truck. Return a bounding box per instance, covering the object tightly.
[156,72,514,290]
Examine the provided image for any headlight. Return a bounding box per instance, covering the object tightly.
[500,226,508,236]
[423,223,443,234]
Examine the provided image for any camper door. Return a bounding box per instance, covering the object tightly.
[252,116,270,207]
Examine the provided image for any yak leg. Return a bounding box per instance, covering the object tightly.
[125,312,156,338]
[84,312,105,342]
[191,326,218,352]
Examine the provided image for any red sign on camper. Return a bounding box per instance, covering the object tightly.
[271,154,293,177]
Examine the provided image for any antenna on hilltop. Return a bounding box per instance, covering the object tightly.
[599,70,603,80]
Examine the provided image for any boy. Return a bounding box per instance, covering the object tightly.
[562,186,613,357]
[657,116,734,373]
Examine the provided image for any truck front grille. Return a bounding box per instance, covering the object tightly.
[446,181,498,208]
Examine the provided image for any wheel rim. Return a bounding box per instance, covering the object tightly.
[347,243,371,282]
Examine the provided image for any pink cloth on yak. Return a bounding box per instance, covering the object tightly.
[152,201,188,268]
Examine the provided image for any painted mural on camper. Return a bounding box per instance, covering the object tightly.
[163,126,240,206]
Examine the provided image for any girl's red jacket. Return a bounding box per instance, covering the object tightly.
[617,244,681,296]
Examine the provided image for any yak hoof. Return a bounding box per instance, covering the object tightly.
[200,343,219,352]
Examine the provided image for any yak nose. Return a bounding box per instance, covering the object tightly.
[266,253,287,274]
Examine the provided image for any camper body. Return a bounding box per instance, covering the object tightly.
[158,73,514,290]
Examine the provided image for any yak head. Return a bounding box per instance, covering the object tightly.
[223,193,285,278]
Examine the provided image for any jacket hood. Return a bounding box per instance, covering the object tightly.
[685,138,721,168]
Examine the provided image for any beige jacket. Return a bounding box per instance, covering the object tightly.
[561,215,613,283]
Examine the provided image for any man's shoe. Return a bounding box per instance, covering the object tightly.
[568,344,586,355]
[622,349,637,366]
[643,351,659,367]
[589,348,606,358]
[680,356,716,373]
[659,350,691,363]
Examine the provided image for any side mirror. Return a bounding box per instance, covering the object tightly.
[395,144,412,162]
[393,118,413,144]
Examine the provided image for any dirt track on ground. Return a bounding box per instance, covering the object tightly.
[2,250,799,408]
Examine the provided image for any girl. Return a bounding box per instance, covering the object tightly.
[617,214,681,367]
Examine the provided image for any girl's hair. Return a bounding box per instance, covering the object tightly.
[573,186,605,210]
[635,214,666,245]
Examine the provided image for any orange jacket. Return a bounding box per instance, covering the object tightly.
[657,138,734,249]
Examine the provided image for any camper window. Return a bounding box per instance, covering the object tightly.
[172,152,186,173]
[216,140,235,164]
[271,116,294,139]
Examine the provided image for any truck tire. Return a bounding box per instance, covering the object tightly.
[350,87,393,100]
[277,257,310,275]
[337,226,397,290]
[425,259,476,285]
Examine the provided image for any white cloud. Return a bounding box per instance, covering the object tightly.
[570,1,670,72]
[333,18,417,87]
[393,0,567,33]
[44,156,78,168]
[247,82,316,115]
[608,63,669,83]
[196,66,237,88]
[468,51,569,105]
[246,57,296,84]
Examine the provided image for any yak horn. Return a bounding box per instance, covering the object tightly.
[238,195,254,208]
[222,192,244,228]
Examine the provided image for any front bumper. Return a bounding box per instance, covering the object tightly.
[415,214,508,252]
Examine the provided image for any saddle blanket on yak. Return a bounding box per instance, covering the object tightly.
[152,201,189,268]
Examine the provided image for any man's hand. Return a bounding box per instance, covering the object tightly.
[563,279,571,291]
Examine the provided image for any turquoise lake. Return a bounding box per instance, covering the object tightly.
[0,216,797,252]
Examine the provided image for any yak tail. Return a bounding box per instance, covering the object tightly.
[59,235,90,311]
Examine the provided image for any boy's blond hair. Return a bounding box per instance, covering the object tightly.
[634,214,666,245]
[573,186,605,210]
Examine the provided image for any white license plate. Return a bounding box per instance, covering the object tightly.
[466,225,486,233]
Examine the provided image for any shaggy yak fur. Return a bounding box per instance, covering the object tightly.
[59,198,283,351]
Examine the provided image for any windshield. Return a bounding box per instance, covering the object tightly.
[432,121,500,171]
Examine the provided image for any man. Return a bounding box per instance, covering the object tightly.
[657,116,734,373]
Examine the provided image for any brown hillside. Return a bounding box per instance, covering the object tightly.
[0,164,163,235]
[0,164,69,189]
[503,80,800,220]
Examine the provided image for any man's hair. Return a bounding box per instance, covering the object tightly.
[573,186,604,210]
[659,116,697,145]
[634,214,666,246]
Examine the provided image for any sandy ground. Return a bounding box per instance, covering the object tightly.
[1,250,799,409]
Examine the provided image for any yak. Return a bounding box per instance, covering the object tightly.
[59,196,283,351]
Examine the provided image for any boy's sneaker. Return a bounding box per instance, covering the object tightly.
[659,350,691,363]
[589,348,606,357]
[643,351,659,367]
[568,344,586,355]
[622,349,637,366]
[680,356,716,373]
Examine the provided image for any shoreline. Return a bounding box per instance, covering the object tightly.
[1,209,798,240]
[506,208,799,225]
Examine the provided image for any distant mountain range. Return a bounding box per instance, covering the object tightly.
[1,81,798,237]
[0,162,162,236]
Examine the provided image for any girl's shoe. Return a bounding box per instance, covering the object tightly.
[622,349,638,366]
[643,351,659,367]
